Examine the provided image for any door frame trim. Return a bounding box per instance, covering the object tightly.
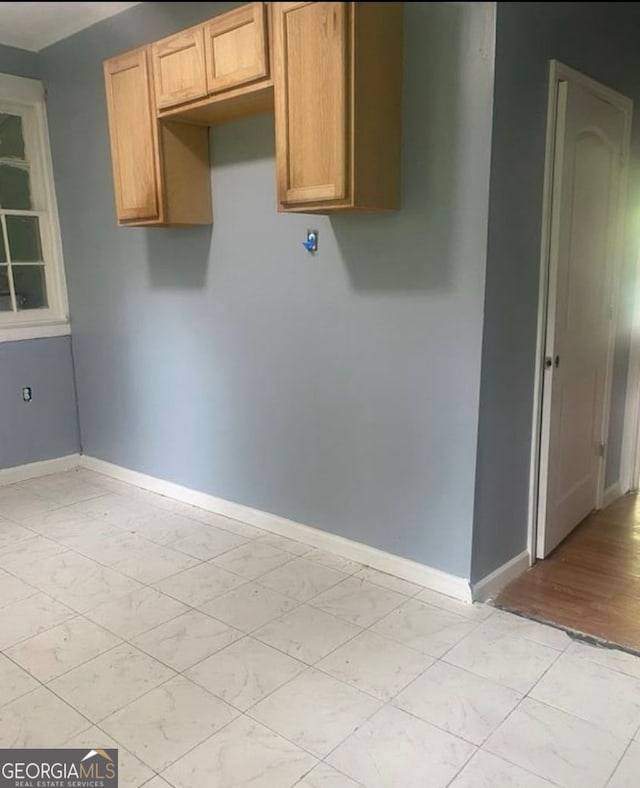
[527,60,633,561]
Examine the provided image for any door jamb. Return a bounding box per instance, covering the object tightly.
[527,60,633,562]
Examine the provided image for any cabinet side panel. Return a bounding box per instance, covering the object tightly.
[353,2,403,210]
[161,121,212,225]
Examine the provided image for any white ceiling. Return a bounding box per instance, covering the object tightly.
[0,2,140,52]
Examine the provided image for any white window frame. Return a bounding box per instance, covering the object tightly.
[0,73,69,342]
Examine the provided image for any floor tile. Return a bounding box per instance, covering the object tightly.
[171,524,248,560]
[0,535,67,574]
[483,610,571,651]
[188,508,266,539]
[303,549,362,575]
[50,644,175,721]
[565,639,640,680]
[530,652,640,739]
[310,576,406,627]
[0,518,35,549]
[64,725,154,788]
[607,740,640,788]
[415,588,494,621]
[354,566,423,596]
[0,653,39,707]
[0,592,74,649]
[484,697,628,788]
[28,512,115,543]
[155,563,246,608]
[18,472,107,505]
[142,778,173,788]
[186,636,306,711]
[112,542,200,584]
[295,764,363,787]
[125,486,181,512]
[0,687,87,747]
[211,541,293,579]
[370,598,477,658]
[101,676,237,771]
[68,493,158,529]
[449,750,557,787]
[5,616,121,682]
[29,551,143,612]
[394,661,522,745]
[249,668,381,758]
[162,715,317,788]
[86,587,188,639]
[317,630,433,701]
[257,533,312,556]
[0,567,37,608]
[444,619,562,692]
[61,527,152,566]
[327,704,475,788]
[0,487,62,522]
[253,605,362,664]
[258,558,346,602]
[132,610,243,671]
[201,581,299,632]
[127,512,214,546]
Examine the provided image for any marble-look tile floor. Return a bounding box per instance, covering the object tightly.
[0,469,639,787]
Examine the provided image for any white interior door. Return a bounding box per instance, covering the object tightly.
[537,76,627,558]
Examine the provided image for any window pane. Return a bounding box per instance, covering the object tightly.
[6,215,42,261]
[0,266,12,311]
[0,226,5,262]
[0,164,31,209]
[0,113,25,159]
[13,264,47,310]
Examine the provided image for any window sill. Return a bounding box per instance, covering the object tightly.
[0,319,71,343]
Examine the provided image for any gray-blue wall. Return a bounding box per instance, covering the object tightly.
[472,2,640,581]
[0,43,39,80]
[41,1,495,578]
[0,44,80,469]
[0,338,80,468]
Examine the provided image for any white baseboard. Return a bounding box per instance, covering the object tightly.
[471,550,530,602]
[81,455,472,603]
[0,453,81,486]
[603,480,623,508]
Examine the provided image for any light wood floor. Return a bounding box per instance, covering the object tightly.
[494,492,640,653]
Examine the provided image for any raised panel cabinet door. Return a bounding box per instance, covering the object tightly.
[104,48,160,222]
[274,1,349,205]
[152,27,208,109]
[204,2,269,94]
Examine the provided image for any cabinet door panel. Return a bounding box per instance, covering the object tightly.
[205,2,268,94]
[274,2,349,205]
[152,28,208,109]
[104,48,159,221]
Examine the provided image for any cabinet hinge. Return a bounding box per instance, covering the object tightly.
[598,443,606,458]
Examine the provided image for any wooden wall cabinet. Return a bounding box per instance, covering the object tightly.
[104,46,211,226]
[104,2,403,225]
[273,1,403,213]
[151,27,208,110]
[205,2,269,94]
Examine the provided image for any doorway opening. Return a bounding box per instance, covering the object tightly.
[495,61,640,652]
